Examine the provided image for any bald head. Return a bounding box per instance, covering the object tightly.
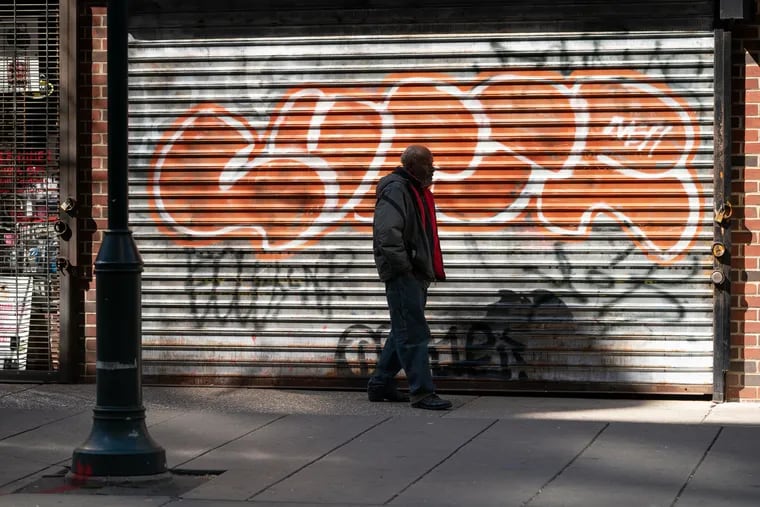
[400,145,434,188]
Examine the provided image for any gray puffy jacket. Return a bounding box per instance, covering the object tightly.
[372,169,435,283]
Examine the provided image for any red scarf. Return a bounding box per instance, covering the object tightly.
[408,184,446,281]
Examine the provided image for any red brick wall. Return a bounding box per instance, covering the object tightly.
[730,7,760,401]
[78,2,108,380]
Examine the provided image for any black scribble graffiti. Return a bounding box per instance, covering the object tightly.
[184,248,354,329]
[333,288,570,380]
[428,323,529,380]
[430,289,574,380]
[335,323,386,377]
[186,249,253,322]
[526,242,701,325]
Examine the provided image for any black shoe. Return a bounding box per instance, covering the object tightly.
[368,385,410,402]
[411,394,452,410]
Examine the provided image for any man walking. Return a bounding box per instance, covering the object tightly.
[367,145,452,410]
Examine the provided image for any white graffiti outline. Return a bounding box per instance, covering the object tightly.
[150,71,703,263]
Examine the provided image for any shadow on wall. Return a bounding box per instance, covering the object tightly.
[76,5,97,289]
[335,289,574,382]
[127,0,715,40]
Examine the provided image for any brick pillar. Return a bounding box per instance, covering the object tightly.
[78,1,108,380]
[729,9,760,401]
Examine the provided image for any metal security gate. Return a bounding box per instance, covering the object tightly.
[0,1,60,376]
[128,1,716,394]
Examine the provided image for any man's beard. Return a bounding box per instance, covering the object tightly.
[408,169,433,189]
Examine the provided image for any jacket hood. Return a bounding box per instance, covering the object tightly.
[376,167,412,196]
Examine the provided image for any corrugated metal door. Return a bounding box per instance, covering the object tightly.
[129,22,715,393]
[0,1,61,377]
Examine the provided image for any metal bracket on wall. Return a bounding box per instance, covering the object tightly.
[55,257,84,279]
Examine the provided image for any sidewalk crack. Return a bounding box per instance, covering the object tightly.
[0,409,89,442]
[246,415,394,501]
[699,402,719,424]
[384,418,500,505]
[521,421,610,506]
[442,395,481,416]
[172,413,288,470]
[0,462,67,492]
[670,426,723,507]
[0,383,43,400]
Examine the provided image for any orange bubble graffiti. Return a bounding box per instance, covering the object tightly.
[149,69,704,264]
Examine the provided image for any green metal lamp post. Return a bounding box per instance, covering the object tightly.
[70,0,167,481]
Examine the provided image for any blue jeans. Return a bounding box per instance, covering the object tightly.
[368,274,435,403]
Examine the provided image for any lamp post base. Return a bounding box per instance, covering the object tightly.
[70,408,167,480]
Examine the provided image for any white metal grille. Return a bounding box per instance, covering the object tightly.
[0,1,61,374]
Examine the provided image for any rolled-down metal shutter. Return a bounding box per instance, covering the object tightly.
[128,24,715,394]
[0,1,61,377]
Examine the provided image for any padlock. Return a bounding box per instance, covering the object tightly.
[714,201,733,226]
[60,197,77,214]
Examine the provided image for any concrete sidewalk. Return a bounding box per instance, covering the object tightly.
[0,384,759,506]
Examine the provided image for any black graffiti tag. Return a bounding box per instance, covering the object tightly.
[184,248,354,329]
